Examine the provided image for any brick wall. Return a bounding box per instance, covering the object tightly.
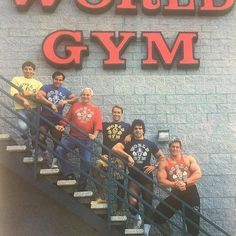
[0,1,236,234]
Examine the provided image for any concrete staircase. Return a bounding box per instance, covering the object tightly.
[0,134,144,236]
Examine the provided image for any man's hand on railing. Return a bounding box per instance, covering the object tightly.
[143,165,157,174]
[55,125,65,132]
[23,99,31,109]
[50,103,58,112]
[88,133,96,140]
[127,155,135,167]
[57,99,67,107]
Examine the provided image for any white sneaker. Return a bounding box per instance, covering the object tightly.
[143,224,151,236]
[131,214,142,229]
[51,158,58,168]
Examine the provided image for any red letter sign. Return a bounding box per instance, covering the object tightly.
[15,0,60,11]
[91,31,136,69]
[142,32,199,69]
[42,30,88,69]
[74,0,113,14]
[199,0,235,15]
[116,0,161,15]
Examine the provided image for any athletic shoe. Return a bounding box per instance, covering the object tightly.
[130,214,142,229]
[143,224,151,236]
[51,158,58,168]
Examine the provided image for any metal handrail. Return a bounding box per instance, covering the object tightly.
[0,74,230,236]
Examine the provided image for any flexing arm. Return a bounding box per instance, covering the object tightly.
[186,155,202,186]
[157,160,186,191]
[112,143,134,167]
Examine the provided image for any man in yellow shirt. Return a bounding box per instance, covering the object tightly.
[10,61,42,150]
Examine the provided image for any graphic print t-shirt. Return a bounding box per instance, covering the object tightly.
[59,102,102,138]
[10,76,42,109]
[40,84,72,118]
[102,121,131,155]
[123,139,159,181]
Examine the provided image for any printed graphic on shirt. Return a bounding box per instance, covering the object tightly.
[76,107,94,122]
[130,143,150,164]
[47,90,66,104]
[168,164,189,182]
[19,83,37,94]
[106,123,125,141]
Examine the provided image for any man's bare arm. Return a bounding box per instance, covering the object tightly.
[186,155,202,186]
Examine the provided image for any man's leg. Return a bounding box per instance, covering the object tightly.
[128,180,142,229]
[153,194,180,236]
[183,186,200,236]
[17,109,30,141]
[77,138,93,191]
[141,182,153,236]
[55,136,77,177]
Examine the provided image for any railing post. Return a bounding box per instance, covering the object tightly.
[33,106,41,179]
[107,150,113,232]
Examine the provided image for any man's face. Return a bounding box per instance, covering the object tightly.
[169,142,182,156]
[80,90,92,103]
[112,107,123,122]
[133,125,144,140]
[53,75,64,88]
[23,66,35,79]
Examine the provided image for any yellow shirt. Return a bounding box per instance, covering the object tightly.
[10,76,42,110]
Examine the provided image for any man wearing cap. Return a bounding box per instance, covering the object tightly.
[153,138,201,236]
[55,87,102,191]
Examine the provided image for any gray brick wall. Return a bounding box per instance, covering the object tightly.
[0,1,236,235]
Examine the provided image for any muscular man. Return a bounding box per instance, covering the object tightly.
[36,71,77,165]
[112,119,164,235]
[153,138,202,236]
[92,105,130,212]
[55,88,102,191]
[10,61,42,150]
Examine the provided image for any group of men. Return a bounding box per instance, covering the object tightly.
[10,61,202,236]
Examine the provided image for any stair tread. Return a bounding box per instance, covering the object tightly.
[6,145,27,152]
[40,168,60,175]
[124,228,144,234]
[0,134,10,140]
[73,191,93,198]
[23,156,43,163]
[90,203,108,209]
[111,215,127,221]
[57,180,77,186]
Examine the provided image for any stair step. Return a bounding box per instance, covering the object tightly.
[57,180,77,193]
[124,228,144,235]
[111,215,127,226]
[40,168,60,175]
[39,168,60,183]
[73,191,93,204]
[0,134,10,141]
[23,156,44,163]
[6,145,27,152]
[57,180,77,186]
[74,191,93,198]
[91,203,108,215]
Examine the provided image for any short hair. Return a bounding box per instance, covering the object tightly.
[81,87,94,96]
[112,105,123,114]
[131,119,145,134]
[52,71,65,80]
[22,61,36,70]
[169,137,182,148]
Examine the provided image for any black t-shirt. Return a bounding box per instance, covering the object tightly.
[123,138,159,182]
[102,121,131,155]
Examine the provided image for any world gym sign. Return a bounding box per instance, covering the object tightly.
[15,0,235,70]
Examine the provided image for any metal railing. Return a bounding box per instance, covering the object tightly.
[0,74,230,236]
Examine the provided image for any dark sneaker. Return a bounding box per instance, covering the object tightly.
[65,173,76,180]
